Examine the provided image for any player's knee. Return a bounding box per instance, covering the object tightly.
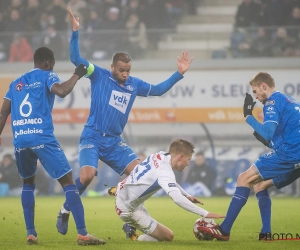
[161,231,174,241]
[236,172,249,186]
[80,168,96,186]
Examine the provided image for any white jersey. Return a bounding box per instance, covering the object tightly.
[116,151,209,217]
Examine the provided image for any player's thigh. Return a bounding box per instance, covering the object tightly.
[272,168,300,189]
[14,147,38,179]
[255,151,300,180]
[100,136,138,175]
[119,205,158,235]
[150,222,174,241]
[32,142,71,180]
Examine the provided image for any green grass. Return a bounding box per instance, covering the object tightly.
[0,196,299,249]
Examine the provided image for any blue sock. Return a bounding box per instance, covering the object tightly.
[220,186,250,235]
[21,184,37,237]
[256,190,271,233]
[63,178,87,211]
[64,184,87,235]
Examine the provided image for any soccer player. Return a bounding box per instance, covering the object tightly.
[56,7,193,235]
[198,72,300,241]
[115,139,225,242]
[0,47,105,246]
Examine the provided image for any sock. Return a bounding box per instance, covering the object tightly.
[63,178,87,212]
[256,190,271,233]
[21,184,37,237]
[137,235,158,242]
[64,184,87,235]
[220,186,250,235]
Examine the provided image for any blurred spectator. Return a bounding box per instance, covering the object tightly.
[47,0,68,31]
[272,27,296,56]
[186,0,198,15]
[235,0,260,28]
[230,28,251,58]
[181,151,216,197]
[122,0,144,21]
[3,9,25,33]
[24,0,43,32]
[40,25,66,60]
[250,26,272,57]
[98,6,125,59]
[124,12,148,59]
[8,33,33,62]
[0,153,22,196]
[257,0,286,27]
[165,0,185,28]
[286,6,300,40]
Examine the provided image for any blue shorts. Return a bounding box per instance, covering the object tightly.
[255,150,300,182]
[15,140,71,180]
[79,127,138,175]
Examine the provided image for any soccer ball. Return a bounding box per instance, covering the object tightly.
[193,218,217,241]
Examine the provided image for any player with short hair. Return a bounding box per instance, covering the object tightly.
[115,139,224,242]
[56,7,193,235]
[198,72,300,241]
[0,47,105,246]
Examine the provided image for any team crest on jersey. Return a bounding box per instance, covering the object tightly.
[265,100,275,105]
[156,154,161,160]
[16,81,24,91]
[126,85,133,91]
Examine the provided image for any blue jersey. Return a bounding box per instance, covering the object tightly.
[5,69,60,148]
[264,91,300,158]
[85,65,150,136]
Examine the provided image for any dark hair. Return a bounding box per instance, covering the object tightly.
[112,52,131,65]
[34,47,55,64]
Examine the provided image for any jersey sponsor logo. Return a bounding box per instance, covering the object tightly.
[25,81,41,89]
[12,118,43,126]
[168,183,177,187]
[14,128,43,138]
[109,90,131,114]
[151,154,159,168]
[265,100,275,105]
[16,81,24,91]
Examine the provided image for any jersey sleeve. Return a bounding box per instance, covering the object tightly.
[136,78,151,97]
[157,162,179,194]
[47,71,61,91]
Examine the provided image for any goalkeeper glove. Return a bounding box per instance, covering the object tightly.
[253,131,270,147]
[74,64,87,79]
[243,93,256,117]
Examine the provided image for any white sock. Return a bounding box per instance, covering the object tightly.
[137,235,158,242]
[61,206,70,214]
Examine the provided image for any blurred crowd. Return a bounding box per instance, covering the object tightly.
[0,0,197,61]
[230,0,300,58]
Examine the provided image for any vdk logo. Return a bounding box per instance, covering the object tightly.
[109,90,131,114]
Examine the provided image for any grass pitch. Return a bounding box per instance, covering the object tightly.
[0,196,299,250]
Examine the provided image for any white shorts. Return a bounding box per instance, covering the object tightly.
[115,201,157,235]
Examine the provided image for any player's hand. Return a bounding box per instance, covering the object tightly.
[67,7,80,31]
[243,93,256,117]
[205,212,225,219]
[187,196,204,205]
[74,64,87,79]
[177,51,193,75]
[253,131,270,147]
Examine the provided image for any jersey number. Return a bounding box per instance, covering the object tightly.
[135,156,151,180]
[20,93,32,117]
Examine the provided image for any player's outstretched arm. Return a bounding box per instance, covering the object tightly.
[0,99,11,145]
[205,212,225,219]
[187,196,204,205]
[67,7,89,67]
[177,51,193,75]
[67,7,79,31]
[51,64,87,98]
